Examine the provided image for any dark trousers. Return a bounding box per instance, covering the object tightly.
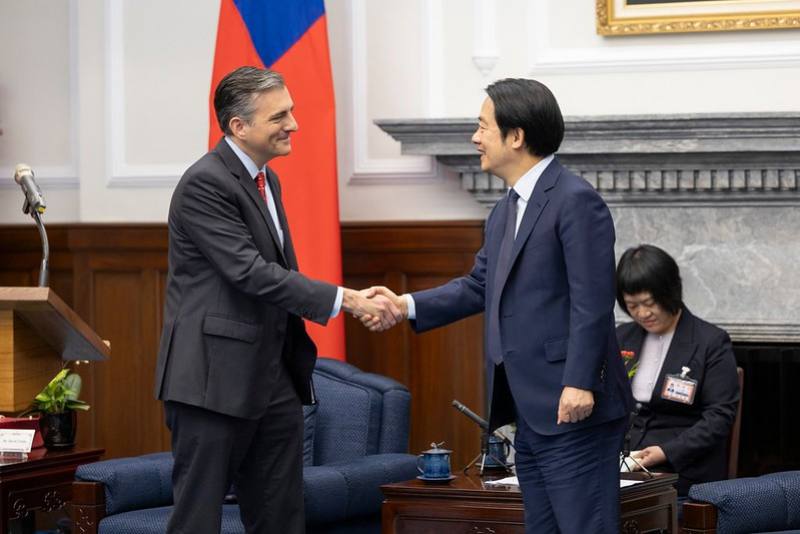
[164,362,304,534]
[514,413,626,534]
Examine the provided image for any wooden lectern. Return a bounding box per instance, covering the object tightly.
[0,287,109,413]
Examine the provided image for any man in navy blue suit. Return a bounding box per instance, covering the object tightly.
[367,78,633,533]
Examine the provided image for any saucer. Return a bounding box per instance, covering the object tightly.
[482,462,514,469]
[417,474,457,482]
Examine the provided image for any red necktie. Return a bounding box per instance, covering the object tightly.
[255,171,268,204]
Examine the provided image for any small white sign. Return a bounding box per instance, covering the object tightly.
[0,429,36,453]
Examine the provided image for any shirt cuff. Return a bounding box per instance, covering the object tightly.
[404,293,416,320]
[330,286,344,318]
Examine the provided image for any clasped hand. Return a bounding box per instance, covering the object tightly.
[341,286,406,331]
[557,386,594,424]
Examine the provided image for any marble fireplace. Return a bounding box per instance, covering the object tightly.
[377,113,800,344]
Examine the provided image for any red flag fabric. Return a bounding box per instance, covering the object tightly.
[209,0,345,360]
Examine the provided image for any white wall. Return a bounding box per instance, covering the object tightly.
[0,0,798,225]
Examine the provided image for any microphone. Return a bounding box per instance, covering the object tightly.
[452,399,489,430]
[622,402,642,455]
[13,164,50,286]
[14,164,46,214]
[621,402,647,473]
[453,399,515,474]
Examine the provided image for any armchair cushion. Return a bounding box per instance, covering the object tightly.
[99,504,243,534]
[688,471,800,534]
[313,358,411,458]
[312,364,382,464]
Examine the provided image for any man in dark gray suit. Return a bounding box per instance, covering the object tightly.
[154,66,399,534]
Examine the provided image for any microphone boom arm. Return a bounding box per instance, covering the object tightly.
[32,210,49,287]
[452,399,514,475]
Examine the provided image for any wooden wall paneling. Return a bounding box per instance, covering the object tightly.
[0,226,73,307]
[406,277,484,471]
[69,227,169,459]
[342,222,486,469]
[71,249,96,449]
[92,269,149,457]
[344,272,410,384]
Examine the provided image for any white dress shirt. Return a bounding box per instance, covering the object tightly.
[631,330,676,403]
[405,155,555,320]
[225,137,343,317]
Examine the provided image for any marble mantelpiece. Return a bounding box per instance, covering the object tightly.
[376,114,800,342]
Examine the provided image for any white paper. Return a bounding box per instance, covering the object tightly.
[0,429,35,453]
[485,476,519,486]
[485,475,644,488]
[620,453,642,472]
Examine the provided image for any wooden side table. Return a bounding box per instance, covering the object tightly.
[382,472,678,534]
[0,448,104,534]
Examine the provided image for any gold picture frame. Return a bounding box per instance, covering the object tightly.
[597,0,800,36]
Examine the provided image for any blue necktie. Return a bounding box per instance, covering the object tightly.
[487,189,520,365]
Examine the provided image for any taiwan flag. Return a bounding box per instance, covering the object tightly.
[209,0,345,361]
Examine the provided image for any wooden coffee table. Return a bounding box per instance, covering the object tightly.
[382,471,678,534]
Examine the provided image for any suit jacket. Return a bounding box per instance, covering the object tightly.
[617,308,740,495]
[412,158,632,435]
[154,139,338,419]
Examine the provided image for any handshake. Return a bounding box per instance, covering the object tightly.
[341,286,407,332]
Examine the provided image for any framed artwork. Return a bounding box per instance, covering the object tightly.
[597,0,800,35]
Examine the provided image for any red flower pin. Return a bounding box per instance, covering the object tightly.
[620,350,638,379]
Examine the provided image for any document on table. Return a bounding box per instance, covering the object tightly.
[484,476,519,486]
[484,476,644,488]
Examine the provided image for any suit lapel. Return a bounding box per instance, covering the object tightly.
[651,309,698,408]
[214,139,289,266]
[495,158,561,290]
[621,324,647,371]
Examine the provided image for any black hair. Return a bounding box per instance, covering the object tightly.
[485,78,564,157]
[616,244,683,316]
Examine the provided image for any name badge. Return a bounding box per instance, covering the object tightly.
[661,366,697,405]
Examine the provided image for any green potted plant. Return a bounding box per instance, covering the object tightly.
[23,363,90,449]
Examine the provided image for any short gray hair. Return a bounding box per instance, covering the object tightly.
[214,66,285,135]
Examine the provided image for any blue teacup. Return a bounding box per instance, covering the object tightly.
[483,435,510,468]
[417,443,452,479]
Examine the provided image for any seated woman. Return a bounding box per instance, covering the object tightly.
[616,244,740,497]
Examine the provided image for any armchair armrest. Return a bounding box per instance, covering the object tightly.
[74,452,174,515]
[685,471,800,534]
[682,501,717,534]
[304,453,417,526]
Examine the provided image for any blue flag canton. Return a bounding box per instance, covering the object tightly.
[233,0,325,67]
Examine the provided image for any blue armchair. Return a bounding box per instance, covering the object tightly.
[682,471,800,534]
[70,358,418,534]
